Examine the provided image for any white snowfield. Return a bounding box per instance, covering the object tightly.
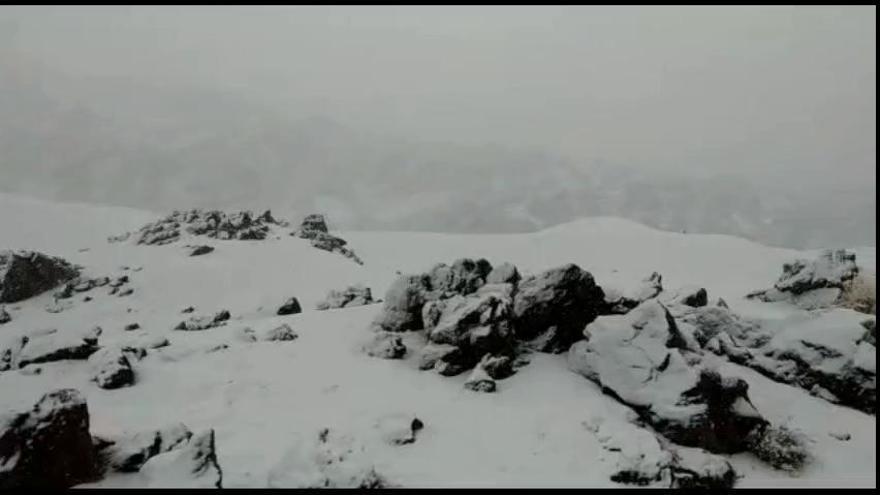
[0,192,875,488]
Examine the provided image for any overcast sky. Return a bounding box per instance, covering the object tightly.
[1,5,876,187]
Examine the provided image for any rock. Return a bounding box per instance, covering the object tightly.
[744,424,811,473]
[277,297,302,316]
[17,331,100,368]
[486,262,520,285]
[0,250,80,303]
[89,347,135,389]
[261,323,298,342]
[295,213,329,238]
[417,343,462,371]
[104,423,193,472]
[477,353,514,379]
[680,306,770,349]
[0,335,29,372]
[116,209,285,246]
[109,275,129,288]
[174,310,231,331]
[267,428,386,488]
[316,285,374,310]
[605,272,663,314]
[0,306,10,324]
[426,258,493,299]
[512,263,605,353]
[372,274,431,332]
[124,323,141,332]
[426,291,516,372]
[463,365,496,393]
[674,286,708,307]
[747,249,859,309]
[829,430,851,441]
[0,389,99,488]
[374,414,424,446]
[187,245,214,256]
[861,319,875,346]
[181,306,195,313]
[117,287,134,297]
[569,300,767,453]
[363,332,407,359]
[138,430,223,488]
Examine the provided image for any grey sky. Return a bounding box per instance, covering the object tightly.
[2,5,875,188]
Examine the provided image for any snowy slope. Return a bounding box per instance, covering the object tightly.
[0,193,875,488]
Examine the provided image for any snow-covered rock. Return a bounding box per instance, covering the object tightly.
[115,209,285,245]
[15,330,100,369]
[103,423,193,472]
[136,430,223,488]
[260,323,298,342]
[88,347,136,390]
[486,262,520,285]
[604,271,663,314]
[174,310,231,331]
[0,250,79,303]
[267,429,387,488]
[747,249,860,309]
[0,306,10,325]
[0,389,99,489]
[569,300,767,453]
[362,332,407,359]
[372,274,431,333]
[316,285,374,310]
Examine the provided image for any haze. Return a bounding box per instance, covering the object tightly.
[0,6,875,248]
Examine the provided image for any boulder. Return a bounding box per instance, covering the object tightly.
[0,250,80,303]
[316,285,374,310]
[512,263,605,353]
[425,258,493,299]
[261,323,299,342]
[277,297,303,316]
[187,245,214,257]
[0,389,99,488]
[124,323,141,332]
[569,300,767,453]
[174,310,231,331]
[371,274,431,333]
[604,272,663,314]
[88,347,135,389]
[137,430,223,488]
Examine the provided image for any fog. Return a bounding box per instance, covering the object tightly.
[0,6,875,248]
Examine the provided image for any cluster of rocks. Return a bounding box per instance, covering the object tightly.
[237,323,299,343]
[367,258,605,391]
[291,214,364,265]
[316,285,375,310]
[1,250,80,303]
[54,274,134,301]
[174,310,231,331]
[0,389,222,489]
[110,209,286,245]
[746,249,861,310]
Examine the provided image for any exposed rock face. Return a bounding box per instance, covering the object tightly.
[111,209,287,246]
[89,347,136,389]
[0,389,99,489]
[316,285,374,310]
[277,297,303,316]
[0,250,80,303]
[569,300,767,454]
[174,310,231,331]
[512,263,605,353]
[137,430,223,488]
[747,249,859,310]
[104,423,193,472]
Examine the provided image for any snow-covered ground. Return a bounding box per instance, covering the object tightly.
[0,192,875,488]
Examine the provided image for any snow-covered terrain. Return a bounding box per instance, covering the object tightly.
[0,192,875,488]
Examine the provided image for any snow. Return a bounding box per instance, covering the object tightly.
[0,192,875,488]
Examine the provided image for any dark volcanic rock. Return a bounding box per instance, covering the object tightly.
[277,297,303,316]
[512,263,605,353]
[0,250,80,303]
[187,245,215,257]
[0,389,99,489]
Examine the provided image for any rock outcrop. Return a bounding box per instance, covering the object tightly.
[0,250,79,303]
[747,249,860,310]
[111,209,286,245]
[569,300,767,454]
[291,214,364,265]
[0,389,99,489]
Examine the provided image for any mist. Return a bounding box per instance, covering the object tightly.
[0,6,875,248]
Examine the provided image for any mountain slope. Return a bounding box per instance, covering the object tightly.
[0,193,875,488]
